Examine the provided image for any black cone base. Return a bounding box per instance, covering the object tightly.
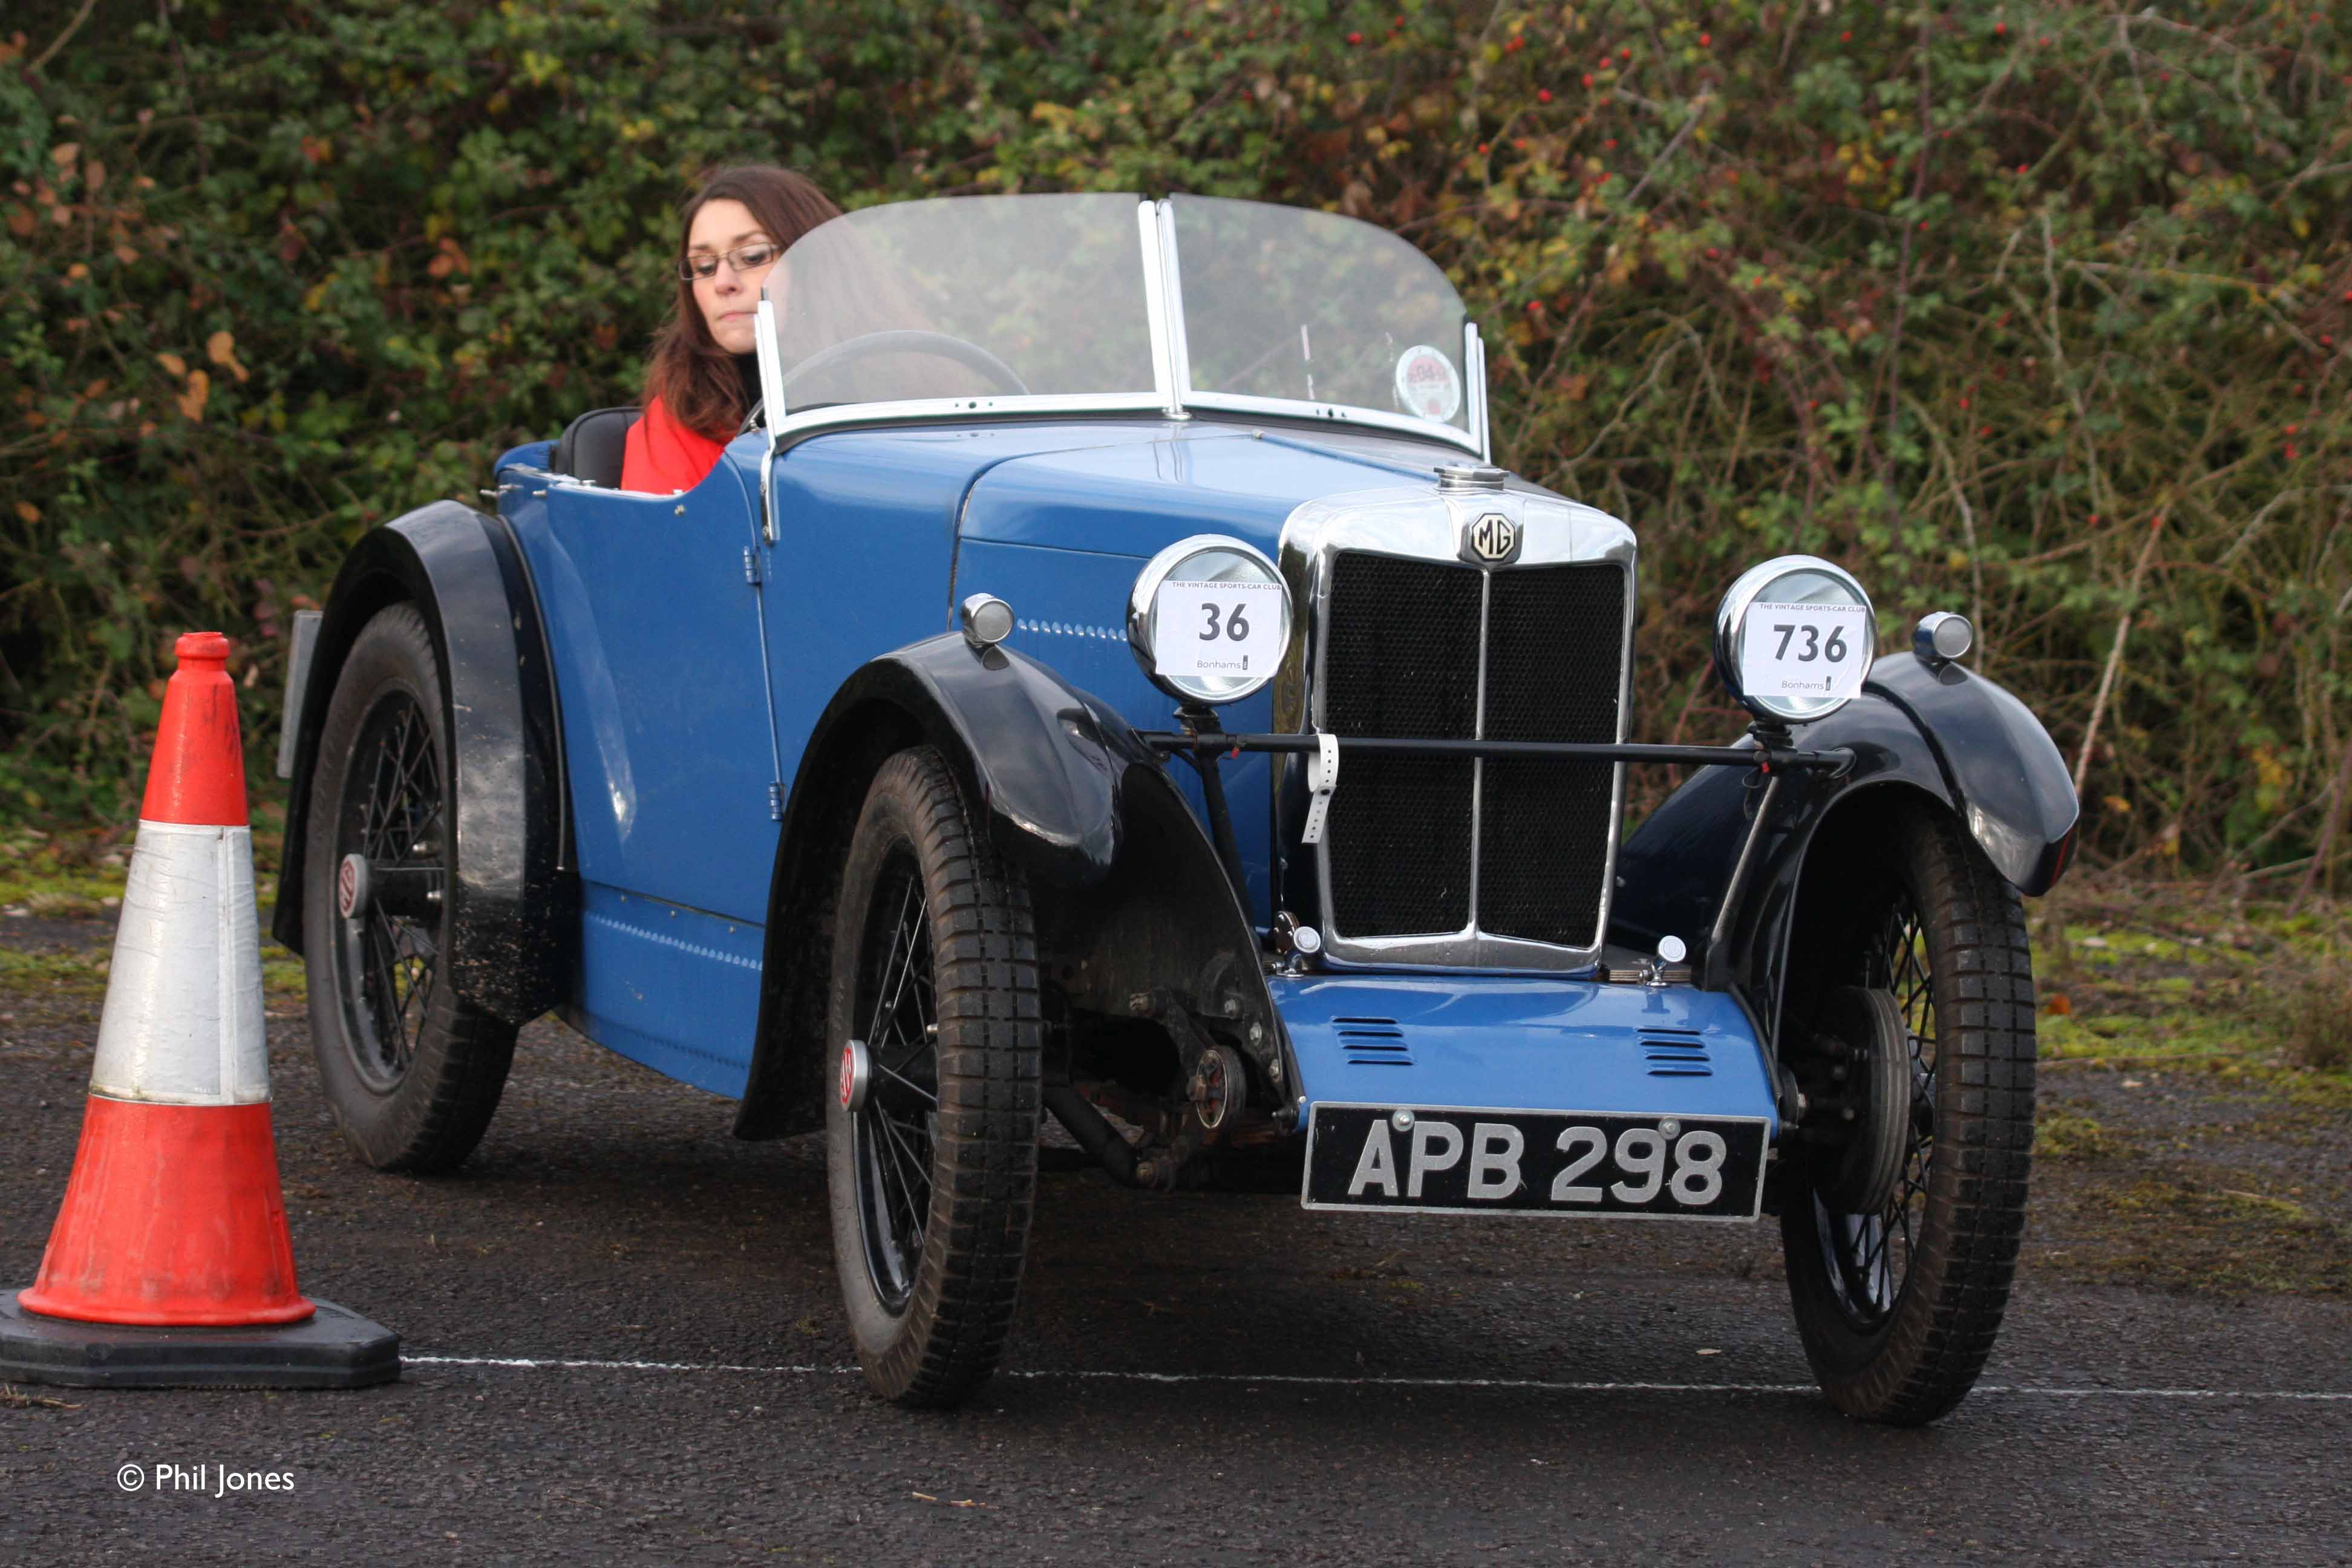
[0,1293,398,1389]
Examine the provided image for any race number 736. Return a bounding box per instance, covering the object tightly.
[1740,599,1872,705]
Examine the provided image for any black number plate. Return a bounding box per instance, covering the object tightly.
[1302,1104,1768,1220]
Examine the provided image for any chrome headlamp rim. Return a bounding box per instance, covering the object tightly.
[1712,554,1876,724]
[1127,534,1292,707]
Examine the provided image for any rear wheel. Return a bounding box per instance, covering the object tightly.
[303,604,517,1172]
[825,747,1042,1406]
[1780,805,2037,1425]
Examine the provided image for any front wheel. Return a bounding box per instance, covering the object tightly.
[1779,805,2037,1425]
[825,747,1042,1406]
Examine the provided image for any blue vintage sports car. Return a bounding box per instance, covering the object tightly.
[275,193,2077,1420]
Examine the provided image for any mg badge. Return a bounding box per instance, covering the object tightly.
[1462,511,1520,566]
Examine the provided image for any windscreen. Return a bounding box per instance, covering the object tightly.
[769,194,1156,411]
[1172,195,1471,434]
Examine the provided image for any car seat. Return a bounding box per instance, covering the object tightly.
[551,407,639,488]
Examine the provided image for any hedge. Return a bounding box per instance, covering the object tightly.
[5,1,2350,877]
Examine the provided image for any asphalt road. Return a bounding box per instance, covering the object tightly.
[4,939,2348,1564]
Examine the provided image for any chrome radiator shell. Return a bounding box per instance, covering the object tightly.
[1273,483,1638,972]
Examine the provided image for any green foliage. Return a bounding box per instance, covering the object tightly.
[4,1,2351,869]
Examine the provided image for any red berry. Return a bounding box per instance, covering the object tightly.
[1619,46,1630,59]
[1979,424,1992,437]
[2288,445,2300,459]
[1995,21,2006,36]
[2039,36,2051,45]
[2287,425,2299,435]
[1706,247,1720,259]
[1918,220,1929,231]
[1959,397,1970,410]
[1347,31,1362,44]
[1477,142,1490,154]
[1527,300,1543,312]
[1583,72,1594,88]
[1604,138,1616,148]
[2016,164,2028,175]
[1598,171,1610,182]
[1840,30,1852,41]
[1538,88,1553,102]
[1699,32,1711,45]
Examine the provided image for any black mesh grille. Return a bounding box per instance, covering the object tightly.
[1478,564,1625,947]
[1322,554,1480,935]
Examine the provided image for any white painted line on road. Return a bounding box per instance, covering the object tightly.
[402,1355,2352,1400]
[407,1355,839,1374]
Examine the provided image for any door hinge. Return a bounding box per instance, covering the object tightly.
[768,782,783,821]
[743,547,762,585]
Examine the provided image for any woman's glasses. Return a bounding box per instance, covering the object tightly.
[678,241,780,282]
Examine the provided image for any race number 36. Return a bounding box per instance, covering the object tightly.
[1154,578,1287,683]
[1740,600,1872,704]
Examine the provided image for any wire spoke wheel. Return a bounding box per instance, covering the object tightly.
[849,853,940,1313]
[334,693,445,1092]
[826,746,1040,1408]
[1780,805,2037,1426]
[1814,896,1936,1330]
[302,603,516,1174]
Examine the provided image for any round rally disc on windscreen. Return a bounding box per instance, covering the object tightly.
[1394,344,1462,422]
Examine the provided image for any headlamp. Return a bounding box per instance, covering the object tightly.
[1712,555,1876,724]
[1126,535,1292,707]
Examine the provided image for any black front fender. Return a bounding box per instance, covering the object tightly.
[840,633,1157,888]
[272,501,573,1025]
[733,635,1161,1138]
[1866,653,2079,895]
[1612,652,2076,1050]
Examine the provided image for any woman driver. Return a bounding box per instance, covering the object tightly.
[621,165,841,494]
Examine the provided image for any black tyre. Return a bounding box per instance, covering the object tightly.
[1780,804,2036,1425]
[825,747,1042,1406]
[303,604,517,1172]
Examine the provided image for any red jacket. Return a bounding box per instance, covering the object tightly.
[620,396,727,494]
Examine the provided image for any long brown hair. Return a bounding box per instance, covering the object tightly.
[644,165,841,439]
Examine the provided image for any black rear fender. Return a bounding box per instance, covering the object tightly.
[273,501,573,1025]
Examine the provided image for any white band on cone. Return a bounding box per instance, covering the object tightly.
[90,821,270,1106]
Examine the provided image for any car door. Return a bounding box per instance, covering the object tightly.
[506,448,779,1093]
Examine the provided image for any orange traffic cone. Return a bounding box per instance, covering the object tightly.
[1,633,396,1388]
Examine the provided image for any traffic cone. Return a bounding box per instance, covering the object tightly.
[0,633,397,1388]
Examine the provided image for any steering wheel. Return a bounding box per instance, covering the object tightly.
[777,328,1031,402]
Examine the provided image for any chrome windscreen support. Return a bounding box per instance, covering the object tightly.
[1465,321,1491,463]
[753,291,789,543]
[1148,200,1194,419]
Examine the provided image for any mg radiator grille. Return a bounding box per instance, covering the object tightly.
[1319,551,1627,953]
[1323,554,1480,936]
[1478,564,1626,947]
